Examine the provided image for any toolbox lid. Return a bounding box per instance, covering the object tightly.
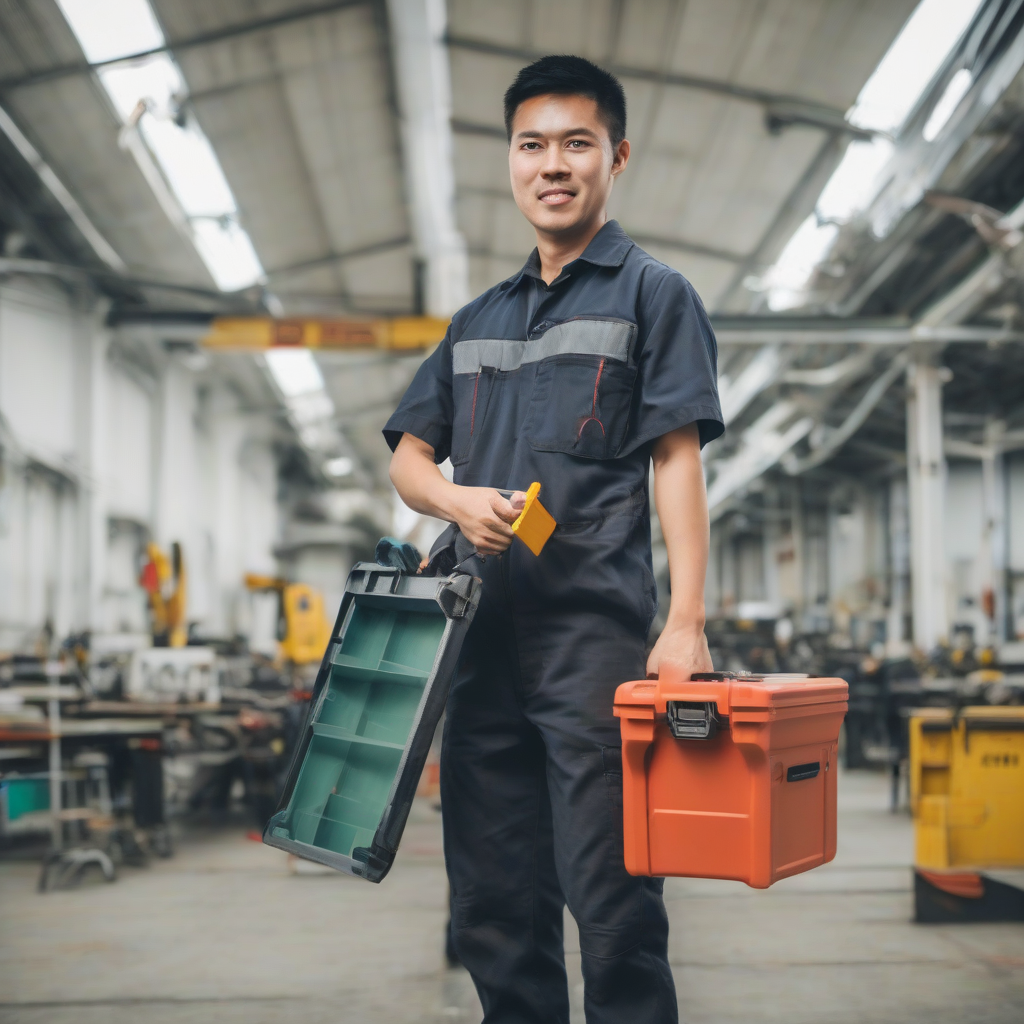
[614,669,848,720]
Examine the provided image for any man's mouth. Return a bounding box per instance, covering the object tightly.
[538,188,576,206]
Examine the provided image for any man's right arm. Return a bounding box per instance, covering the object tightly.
[389,433,525,556]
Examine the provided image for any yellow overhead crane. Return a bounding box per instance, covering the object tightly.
[244,574,332,667]
[203,315,449,352]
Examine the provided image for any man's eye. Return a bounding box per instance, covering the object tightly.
[568,140,588,149]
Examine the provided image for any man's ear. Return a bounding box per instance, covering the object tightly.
[612,138,630,177]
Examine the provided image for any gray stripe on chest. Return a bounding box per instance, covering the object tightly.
[452,319,634,375]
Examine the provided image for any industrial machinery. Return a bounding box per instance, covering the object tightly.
[909,706,1024,922]
[139,542,187,648]
[244,575,332,669]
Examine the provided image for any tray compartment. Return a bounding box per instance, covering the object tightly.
[272,600,446,862]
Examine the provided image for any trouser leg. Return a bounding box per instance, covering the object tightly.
[441,599,569,1024]
[519,611,678,1024]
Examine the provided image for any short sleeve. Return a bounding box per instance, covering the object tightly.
[621,268,724,454]
[382,328,454,463]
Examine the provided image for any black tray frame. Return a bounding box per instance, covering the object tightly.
[262,563,481,881]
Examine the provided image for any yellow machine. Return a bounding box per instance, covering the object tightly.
[139,542,188,647]
[909,706,1024,870]
[244,575,332,666]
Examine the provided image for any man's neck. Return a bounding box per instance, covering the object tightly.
[535,214,607,285]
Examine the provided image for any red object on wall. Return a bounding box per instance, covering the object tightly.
[139,560,160,594]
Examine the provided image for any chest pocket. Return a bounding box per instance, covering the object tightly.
[525,319,637,460]
[450,366,498,466]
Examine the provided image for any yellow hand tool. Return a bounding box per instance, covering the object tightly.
[511,482,557,556]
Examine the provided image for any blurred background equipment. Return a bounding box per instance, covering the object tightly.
[125,646,218,704]
[243,574,331,672]
[909,705,1024,922]
[139,542,188,648]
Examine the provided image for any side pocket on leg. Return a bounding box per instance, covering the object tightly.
[602,745,626,871]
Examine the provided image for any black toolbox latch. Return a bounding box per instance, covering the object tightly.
[436,573,476,619]
[667,701,721,740]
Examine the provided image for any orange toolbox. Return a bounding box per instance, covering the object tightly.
[614,669,849,888]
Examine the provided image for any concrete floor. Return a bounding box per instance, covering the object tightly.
[1,769,1022,1024]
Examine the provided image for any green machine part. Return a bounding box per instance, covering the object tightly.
[0,776,50,825]
[263,563,480,882]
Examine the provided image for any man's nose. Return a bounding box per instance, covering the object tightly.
[540,146,570,179]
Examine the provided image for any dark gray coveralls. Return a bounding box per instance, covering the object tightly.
[384,221,723,1024]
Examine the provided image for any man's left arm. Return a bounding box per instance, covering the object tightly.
[647,422,714,680]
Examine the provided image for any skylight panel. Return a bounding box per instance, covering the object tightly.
[758,0,985,310]
[922,67,973,141]
[764,215,838,312]
[57,0,163,63]
[191,219,264,292]
[56,0,264,293]
[142,116,238,217]
[816,138,895,224]
[265,350,328,399]
[99,56,182,121]
[848,0,984,133]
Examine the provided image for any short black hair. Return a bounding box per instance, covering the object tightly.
[503,55,626,147]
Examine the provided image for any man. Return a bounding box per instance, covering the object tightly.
[385,55,723,1024]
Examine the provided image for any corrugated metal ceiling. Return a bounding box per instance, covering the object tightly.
[446,0,919,307]
[0,0,923,317]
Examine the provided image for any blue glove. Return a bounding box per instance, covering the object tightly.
[374,536,423,574]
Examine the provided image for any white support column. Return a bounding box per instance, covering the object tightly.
[153,360,200,627]
[906,353,948,652]
[886,475,910,653]
[980,420,1008,646]
[387,0,470,316]
[762,484,781,613]
[82,304,111,633]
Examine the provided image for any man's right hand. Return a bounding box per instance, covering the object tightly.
[450,488,525,555]
[389,434,526,556]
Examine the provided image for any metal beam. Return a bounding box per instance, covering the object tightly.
[868,12,1024,240]
[387,0,469,316]
[716,131,849,312]
[450,118,506,139]
[0,105,125,271]
[0,0,370,94]
[781,352,909,475]
[706,402,814,519]
[0,257,267,310]
[444,33,869,137]
[710,319,1024,345]
[460,232,745,266]
[717,345,787,424]
[263,236,412,280]
[626,232,745,264]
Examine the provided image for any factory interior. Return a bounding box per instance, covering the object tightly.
[1,0,1023,1022]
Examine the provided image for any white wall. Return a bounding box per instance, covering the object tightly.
[0,280,86,649]
[0,276,286,653]
[0,282,77,468]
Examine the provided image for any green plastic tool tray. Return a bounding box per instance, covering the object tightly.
[263,563,480,882]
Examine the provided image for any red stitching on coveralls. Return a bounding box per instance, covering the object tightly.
[470,371,481,435]
[577,357,606,440]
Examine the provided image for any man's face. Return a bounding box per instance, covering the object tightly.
[508,93,629,239]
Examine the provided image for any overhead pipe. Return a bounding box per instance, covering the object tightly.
[781,352,910,475]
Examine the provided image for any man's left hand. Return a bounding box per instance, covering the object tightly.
[646,622,713,680]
